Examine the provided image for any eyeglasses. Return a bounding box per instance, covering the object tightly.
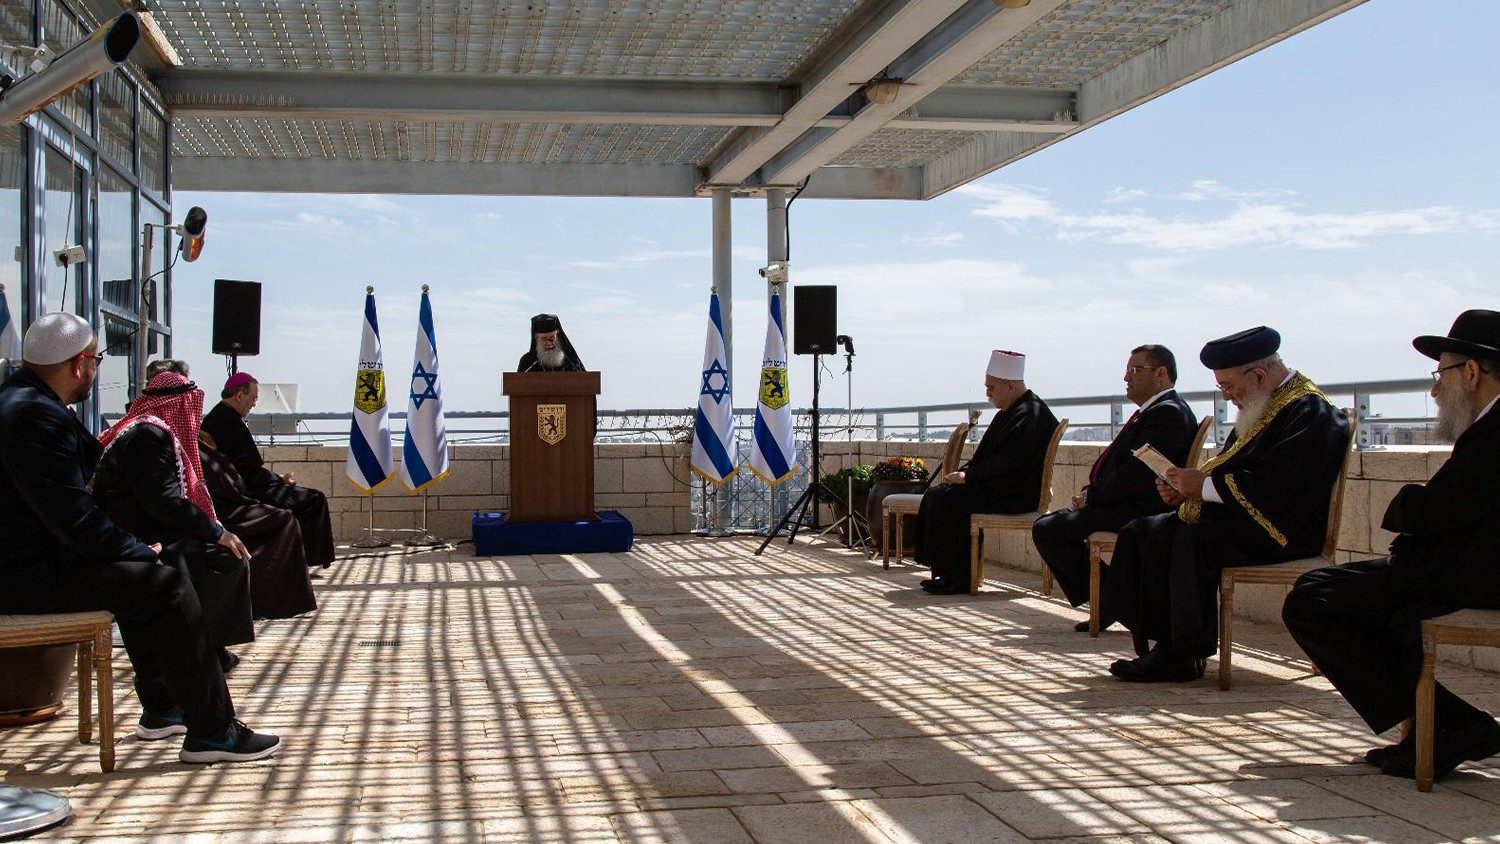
[1432,362,1466,384]
[79,351,105,363]
[1124,365,1157,376]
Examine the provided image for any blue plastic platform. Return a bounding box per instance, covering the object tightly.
[472,510,634,556]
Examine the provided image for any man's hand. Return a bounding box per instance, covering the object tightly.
[280,473,297,487]
[943,471,966,485]
[217,530,251,562]
[1155,477,1187,507]
[1165,467,1205,500]
[1071,488,1088,510]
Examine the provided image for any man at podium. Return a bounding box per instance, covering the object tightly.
[518,314,585,372]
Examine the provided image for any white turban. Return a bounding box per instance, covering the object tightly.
[23,312,94,365]
[986,349,1025,380]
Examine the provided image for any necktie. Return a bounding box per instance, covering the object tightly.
[1090,408,1141,484]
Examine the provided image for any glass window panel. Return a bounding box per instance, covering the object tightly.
[97,166,133,316]
[145,204,164,326]
[139,106,165,195]
[0,124,22,364]
[98,71,134,170]
[42,144,83,316]
[41,0,90,131]
[97,317,131,418]
[0,0,32,52]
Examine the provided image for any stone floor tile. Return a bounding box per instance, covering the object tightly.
[608,807,755,843]
[969,787,1152,838]
[851,794,1029,843]
[733,802,893,844]
[1311,773,1500,840]
[1189,778,1372,821]
[1277,814,1451,843]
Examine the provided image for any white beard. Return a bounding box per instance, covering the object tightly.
[1232,392,1272,440]
[537,346,566,368]
[1434,377,1476,443]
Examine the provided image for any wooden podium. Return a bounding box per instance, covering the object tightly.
[502,371,600,522]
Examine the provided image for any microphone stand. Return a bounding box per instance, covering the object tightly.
[814,336,870,554]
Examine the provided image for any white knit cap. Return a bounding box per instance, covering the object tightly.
[986,349,1025,380]
[23,312,95,365]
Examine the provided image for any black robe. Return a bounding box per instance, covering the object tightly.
[92,424,254,648]
[1103,374,1348,658]
[201,440,317,620]
[914,390,1059,587]
[202,401,336,567]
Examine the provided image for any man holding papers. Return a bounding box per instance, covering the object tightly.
[1032,345,1197,631]
[1101,327,1348,682]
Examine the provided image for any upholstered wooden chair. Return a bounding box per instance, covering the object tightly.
[1415,610,1500,791]
[0,612,117,772]
[1082,416,1215,637]
[880,421,970,569]
[967,418,1070,596]
[1217,413,1358,690]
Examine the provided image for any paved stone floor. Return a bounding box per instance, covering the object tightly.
[5,536,1500,842]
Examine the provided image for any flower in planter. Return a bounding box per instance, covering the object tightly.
[819,464,874,506]
[870,456,928,484]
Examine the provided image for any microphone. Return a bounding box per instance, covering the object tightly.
[836,334,854,355]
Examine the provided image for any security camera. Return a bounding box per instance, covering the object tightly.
[759,261,789,285]
[0,12,139,125]
[53,244,84,267]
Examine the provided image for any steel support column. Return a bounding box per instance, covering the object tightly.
[711,188,733,533]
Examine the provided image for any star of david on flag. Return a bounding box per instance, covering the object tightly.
[346,289,394,492]
[690,291,737,485]
[399,286,449,492]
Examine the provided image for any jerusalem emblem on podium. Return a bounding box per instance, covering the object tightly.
[537,403,567,445]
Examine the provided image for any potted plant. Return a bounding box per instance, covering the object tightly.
[865,456,931,550]
[818,464,874,514]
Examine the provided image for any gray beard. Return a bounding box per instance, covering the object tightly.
[537,346,566,369]
[1232,393,1272,439]
[1434,383,1476,443]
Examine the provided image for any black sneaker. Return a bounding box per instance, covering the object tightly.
[179,720,281,764]
[136,708,187,740]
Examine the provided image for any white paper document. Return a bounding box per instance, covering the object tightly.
[1132,443,1178,479]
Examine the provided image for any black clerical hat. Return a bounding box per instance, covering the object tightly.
[1199,326,1280,370]
[531,313,561,334]
[1413,309,1500,362]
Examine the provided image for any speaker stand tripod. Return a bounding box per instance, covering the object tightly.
[812,337,870,554]
[755,353,833,555]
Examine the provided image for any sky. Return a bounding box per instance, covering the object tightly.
[167,0,1499,419]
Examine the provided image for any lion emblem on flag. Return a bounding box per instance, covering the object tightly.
[759,367,789,410]
[354,369,386,414]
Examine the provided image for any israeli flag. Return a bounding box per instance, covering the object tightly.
[399,286,449,492]
[0,286,19,364]
[749,288,797,485]
[690,291,737,485]
[346,288,394,492]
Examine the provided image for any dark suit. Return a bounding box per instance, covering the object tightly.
[1032,390,1198,608]
[1103,375,1348,658]
[914,390,1058,589]
[0,369,233,736]
[203,401,335,567]
[1284,403,1500,734]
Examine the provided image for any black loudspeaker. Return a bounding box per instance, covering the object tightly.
[212,279,262,356]
[793,285,837,355]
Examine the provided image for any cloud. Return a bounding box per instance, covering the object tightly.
[901,228,965,248]
[1103,187,1148,204]
[965,183,1500,252]
[1173,179,1296,202]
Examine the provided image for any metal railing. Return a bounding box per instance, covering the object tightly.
[201,377,1434,535]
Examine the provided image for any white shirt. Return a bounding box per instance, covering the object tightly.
[1477,394,1500,424]
[1200,370,1298,504]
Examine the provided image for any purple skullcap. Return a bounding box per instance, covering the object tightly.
[222,372,256,394]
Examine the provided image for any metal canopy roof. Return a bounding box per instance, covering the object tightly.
[87,0,1367,200]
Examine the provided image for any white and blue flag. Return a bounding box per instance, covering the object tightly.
[0,285,19,363]
[690,290,736,485]
[346,288,394,492]
[399,285,449,492]
[749,287,797,485]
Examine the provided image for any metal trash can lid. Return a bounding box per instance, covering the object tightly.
[0,785,71,838]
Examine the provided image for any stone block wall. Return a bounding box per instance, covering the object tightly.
[262,441,694,542]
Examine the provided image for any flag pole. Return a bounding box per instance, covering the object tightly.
[404,489,444,548]
[350,492,389,549]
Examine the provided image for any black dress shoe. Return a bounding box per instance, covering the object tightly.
[922,581,967,595]
[1381,717,1500,780]
[920,578,943,588]
[1109,651,1206,683]
[218,647,240,675]
[1074,618,1116,633]
[1364,733,1414,766]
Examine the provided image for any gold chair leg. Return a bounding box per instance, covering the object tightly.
[1041,560,1053,597]
[77,640,92,744]
[969,527,982,595]
[1416,637,1437,792]
[1087,546,1102,638]
[96,628,115,774]
[1218,579,1234,691]
[881,513,891,570]
[895,515,904,566]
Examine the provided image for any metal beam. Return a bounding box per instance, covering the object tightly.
[77,0,174,76]
[758,0,1070,187]
[160,69,1074,134]
[170,157,923,200]
[705,0,971,186]
[921,0,1371,197]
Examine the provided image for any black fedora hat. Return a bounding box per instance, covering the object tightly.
[1414,310,1500,362]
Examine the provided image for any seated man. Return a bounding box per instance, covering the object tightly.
[0,313,278,763]
[1284,310,1500,780]
[1032,345,1198,632]
[94,371,256,666]
[203,372,335,568]
[914,350,1058,595]
[1102,327,1347,682]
